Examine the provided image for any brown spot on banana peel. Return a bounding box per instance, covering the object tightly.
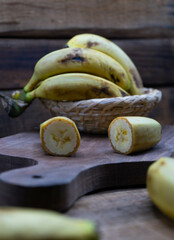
[91,86,119,97]
[120,89,129,97]
[60,48,86,64]
[91,87,108,97]
[86,41,99,48]
[110,73,120,84]
[154,160,166,173]
[61,53,86,64]
[100,87,113,96]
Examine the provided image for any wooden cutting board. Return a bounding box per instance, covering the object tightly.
[0,125,173,212]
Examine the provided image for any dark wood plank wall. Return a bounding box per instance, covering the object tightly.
[0,0,174,137]
[0,0,174,38]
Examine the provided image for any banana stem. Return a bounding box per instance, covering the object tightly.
[12,89,28,102]
[11,89,35,103]
[0,94,29,118]
[25,91,35,103]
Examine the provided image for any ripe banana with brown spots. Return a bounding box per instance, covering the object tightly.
[18,47,130,97]
[23,73,130,103]
[67,33,143,95]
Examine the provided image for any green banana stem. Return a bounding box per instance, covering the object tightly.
[12,88,36,104]
[12,89,28,101]
[0,94,29,118]
[25,90,36,103]
[11,90,21,100]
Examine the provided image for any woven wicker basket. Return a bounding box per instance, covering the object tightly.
[40,88,162,134]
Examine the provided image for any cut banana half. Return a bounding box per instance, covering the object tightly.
[147,157,174,220]
[40,116,80,156]
[108,116,161,154]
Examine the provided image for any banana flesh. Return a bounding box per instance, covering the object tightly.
[40,116,81,156]
[67,33,143,95]
[147,157,174,220]
[108,116,161,154]
[0,207,98,239]
[25,73,130,103]
[23,47,130,93]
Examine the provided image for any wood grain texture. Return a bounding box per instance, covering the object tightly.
[0,126,173,211]
[67,188,174,240]
[0,38,174,90]
[0,0,174,38]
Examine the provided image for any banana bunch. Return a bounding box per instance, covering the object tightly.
[67,33,143,95]
[8,33,143,117]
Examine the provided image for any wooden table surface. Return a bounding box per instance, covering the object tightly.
[66,188,174,240]
[0,130,174,239]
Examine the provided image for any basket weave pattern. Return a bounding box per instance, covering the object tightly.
[40,88,162,134]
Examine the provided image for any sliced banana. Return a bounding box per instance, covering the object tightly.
[40,116,80,156]
[108,116,161,154]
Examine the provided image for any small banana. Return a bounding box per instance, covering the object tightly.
[67,33,143,95]
[23,73,130,103]
[0,207,99,239]
[108,116,161,154]
[40,116,81,156]
[22,47,130,94]
[147,157,174,220]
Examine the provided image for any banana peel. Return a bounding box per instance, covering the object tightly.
[67,33,143,95]
[108,116,161,154]
[0,207,99,240]
[147,157,174,220]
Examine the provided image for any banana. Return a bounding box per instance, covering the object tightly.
[108,116,161,154]
[0,207,98,239]
[23,73,130,103]
[22,47,130,94]
[147,157,174,220]
[40,116,81,156]
[67,33,143,95]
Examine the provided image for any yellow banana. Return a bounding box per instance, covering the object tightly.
[0,207,98,239]
[23,47,130,93]
[24,73,130,103]
[108,116,161,154]
[147,157,174,220]
[67,33,143,95]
